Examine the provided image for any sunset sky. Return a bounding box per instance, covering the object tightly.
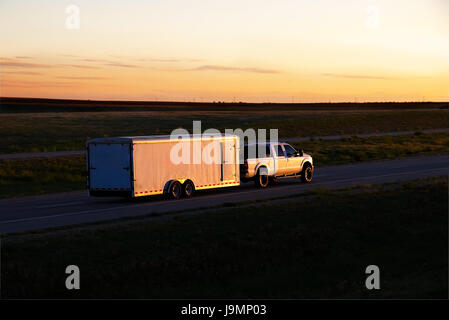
[0,0,448,102]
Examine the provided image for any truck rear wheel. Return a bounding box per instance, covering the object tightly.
[182,180,195,198]
[254,168,269,188]
[169,181,182,200]
[301,164,313,183]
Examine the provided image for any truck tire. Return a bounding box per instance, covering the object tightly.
[169,181,182,200]
[254,167,269,188]
[182,180,195,198]
[301,164,313,183]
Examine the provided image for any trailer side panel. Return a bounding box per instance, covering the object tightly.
[132,137,239,197]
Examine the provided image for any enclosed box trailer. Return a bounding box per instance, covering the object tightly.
[86,134,240,199]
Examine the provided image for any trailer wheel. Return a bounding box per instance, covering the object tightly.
[169,181,182,200]
[254,167,269,188]
[301,164,313,183]
[182,180,195,198]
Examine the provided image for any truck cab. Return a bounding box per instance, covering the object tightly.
[241,142,314,188]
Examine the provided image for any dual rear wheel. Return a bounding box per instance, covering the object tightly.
[168,180,195,200]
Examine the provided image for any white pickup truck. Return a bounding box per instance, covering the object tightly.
[241,142,314,188]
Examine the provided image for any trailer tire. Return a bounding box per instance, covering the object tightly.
[301,163,313,183]
[254,167,269,188]
[182,180,195,198]
[169,181,182,200]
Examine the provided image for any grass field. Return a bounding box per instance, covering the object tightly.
[0,156,85,198]
[2,177,447,299]
[0,133,447,199]
[1,109,448,154]
[295,132,449,165]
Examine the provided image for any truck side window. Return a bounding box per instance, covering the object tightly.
[276,145,285,157]
[284,144,297,158]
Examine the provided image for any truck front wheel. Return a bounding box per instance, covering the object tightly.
[254,168,269,188]
[301,164,313,183]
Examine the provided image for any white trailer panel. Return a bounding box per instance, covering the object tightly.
[87,135,240,198]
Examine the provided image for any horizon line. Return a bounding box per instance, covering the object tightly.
[1,96,447,105]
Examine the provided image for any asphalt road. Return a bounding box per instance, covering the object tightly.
[0,155,447,234]
[1,128,448,160]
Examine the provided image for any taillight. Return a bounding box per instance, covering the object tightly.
[244,163,248,169]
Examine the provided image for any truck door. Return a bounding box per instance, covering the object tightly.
[284,144,302,175]
[273,144,288,176]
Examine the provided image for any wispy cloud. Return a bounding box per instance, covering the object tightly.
[1,71,42,75]
[104,62,141,68]
[15,56,33,59]
[59,55,205,69]
[0,57,52,68]
[60,64,101,69]
[77,58,141,68]
[60,54,83,58]
[192,65,281,74]
[321,73,398,80]
[144,58,204,63]
[147,58,183,63]
[109,55,204,63]
[1,79,82,88]
[56,76,110,80]
[81,58,111,63]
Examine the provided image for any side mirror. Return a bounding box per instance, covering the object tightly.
[298,150,304,157]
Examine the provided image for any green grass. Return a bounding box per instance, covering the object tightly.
[294,132,449,166]
[0,109,448,154]
[1,133,448,199]
[0,156,85,198]
[2,177,447,299]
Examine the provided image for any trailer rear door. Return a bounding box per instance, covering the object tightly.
[88,143,131,190]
